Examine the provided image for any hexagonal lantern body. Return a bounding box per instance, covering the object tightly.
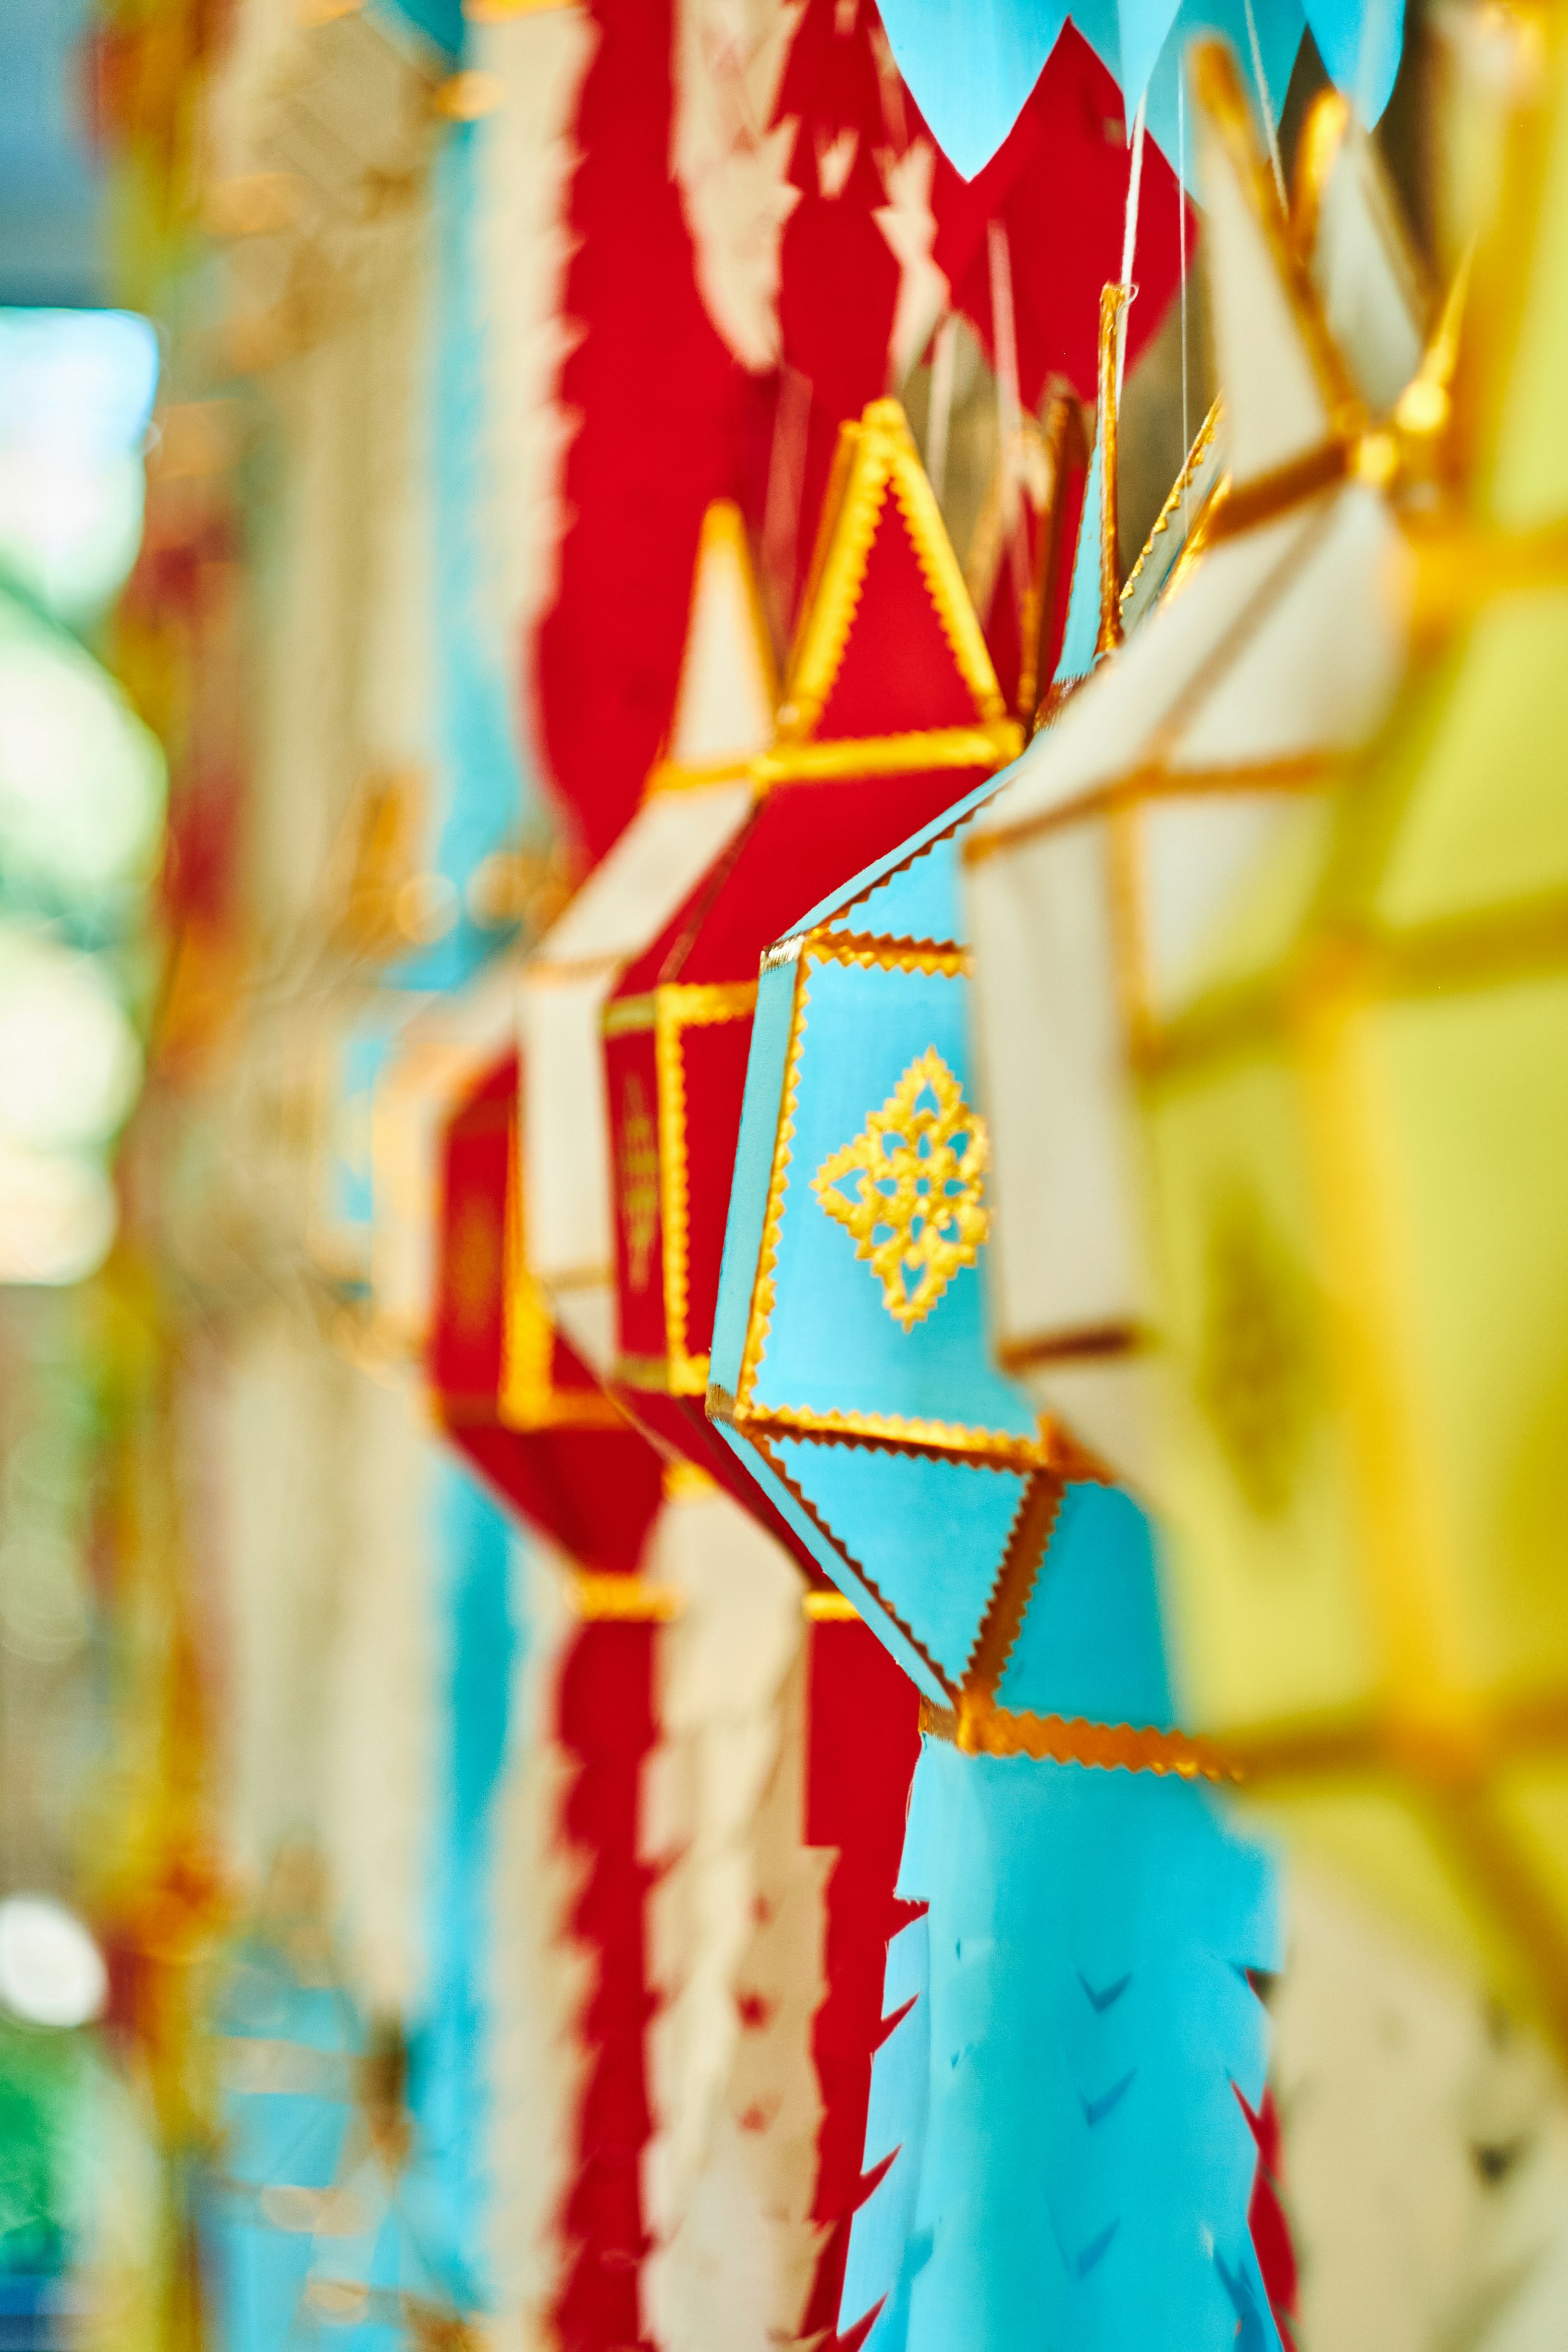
[707,499,1285,2352]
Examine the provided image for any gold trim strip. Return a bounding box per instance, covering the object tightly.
[654,986,755,1373]
[779,401,1008,740]
[921,1694,1240,1781]
[1143,891,1568,1083]
[523,953,620,988]
[735,950,810,1413]
[615,1349,711,1397]
[1119,398,1225,617]
[754,723,1021,787]
[645,755,756,796]
[805,931,971,979]
[606,978,757,1041]
[605,992,657,1036]
[570,1572,685,1622]
[1411,522,1568,627]
[1097,283,1131,660]
[663,1458,717,1501]
[962,753,1342,868]
[996,1321,1149,1372]
[732,1398,1055,1472]
[660,979,759,1025]
[803,1590,861,1621]
[615,1351,672,1392]
[1205,436,1354,540]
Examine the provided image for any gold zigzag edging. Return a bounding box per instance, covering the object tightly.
[920,1694,1241,1781]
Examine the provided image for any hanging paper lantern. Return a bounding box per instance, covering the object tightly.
[1133,20,1568,2052]
[707,305,1288,2352]
[961,47,1426,1500]
[522,493,927,2333]
[519,500,774,1389]
[430,1047,665,1576]
[603,397,1021,1514]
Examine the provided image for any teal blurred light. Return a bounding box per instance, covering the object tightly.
[0,307,159,622]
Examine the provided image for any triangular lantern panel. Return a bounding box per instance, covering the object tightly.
[664,500,777,772]
[1194,44,1356,491]
[993,1482,1176,1727]
[770,1438,1029,1701]
[782,403,1008,746]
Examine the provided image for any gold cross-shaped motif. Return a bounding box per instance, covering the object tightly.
[812,1046,989,1330]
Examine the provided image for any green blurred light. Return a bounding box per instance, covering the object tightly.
[0,594,166,906]
[0,929,141,1152]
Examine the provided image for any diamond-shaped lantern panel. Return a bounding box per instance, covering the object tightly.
[1138,26,1568,2046]
[961,48,1426,1498]
[603,399,1022,1512]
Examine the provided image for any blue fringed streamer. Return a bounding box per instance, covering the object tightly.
[838,1491,1280,2352]
[204,1955,361,2352]
[876,0,1400,182]
[393,119,540,995]
[407,1461,523,2313]
[843,1916,933,2352]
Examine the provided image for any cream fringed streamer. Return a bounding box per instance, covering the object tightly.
[670,0,800,374]
[641,1489,812,2350]
[319,1368,442,2021]
[486,1542,593,2352]
[658,1641,830,2348]
[471,3,599,660]
[208,1318,352,1897]
[1275,1868,1568,2352]
[209,1336,442,2018]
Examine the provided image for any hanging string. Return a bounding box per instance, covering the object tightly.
[927,313,958,509]
[1242,0,1287,205]
[1178,77,1189,535]
[987,220,1032,637]
[1115,94,1146,405]
[761,366,813,646]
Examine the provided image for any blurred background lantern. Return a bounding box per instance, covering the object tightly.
[962,48,1426,1497]
[1137,15,1568,2054]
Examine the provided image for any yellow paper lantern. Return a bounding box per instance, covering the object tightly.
[1139,18,1568,2046]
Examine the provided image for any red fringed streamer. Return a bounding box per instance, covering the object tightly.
[801,1618,922,2347]
[536,0,1192,866]
[1237,2082,1300,2352]
[555,1619,661,2352]
[533,0,775,872]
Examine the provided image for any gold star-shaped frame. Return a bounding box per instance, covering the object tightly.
[812,1046,990,1330]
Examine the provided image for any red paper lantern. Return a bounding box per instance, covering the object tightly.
[430,1048,665,1576]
